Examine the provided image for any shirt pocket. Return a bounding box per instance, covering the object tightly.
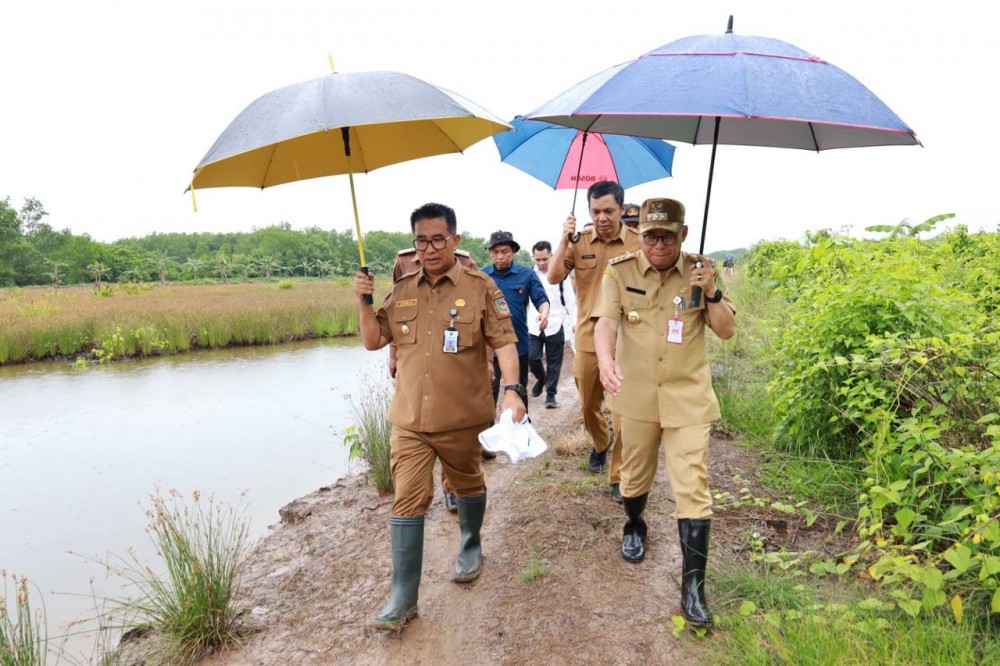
[393,308,418,345]
[441,309,476,348]
[622,293,651,327]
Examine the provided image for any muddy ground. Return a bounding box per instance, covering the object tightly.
[119,353,844,665]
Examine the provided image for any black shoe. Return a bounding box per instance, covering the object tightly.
[545,396,558,408]
[444,492,458,513]
[587,448,607,473]
[610,483,623,503]
[480,446,497,460]
[531,378,545,397]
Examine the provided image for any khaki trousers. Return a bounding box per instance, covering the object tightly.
[390,422,490,517]
[573,350,623,484]
[620,418,712,519]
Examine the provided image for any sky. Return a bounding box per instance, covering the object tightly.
[3,1,997,255]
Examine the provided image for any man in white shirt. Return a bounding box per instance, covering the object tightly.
[527,240,577,408]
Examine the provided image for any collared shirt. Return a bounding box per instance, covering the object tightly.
[392,248,478,281]
[377,260,517,432]
[592,250,734,428]
[482,262,549,355]
[560,223,641,353]
[528,267,576,337]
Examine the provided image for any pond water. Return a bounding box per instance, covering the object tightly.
[0,338,386,661]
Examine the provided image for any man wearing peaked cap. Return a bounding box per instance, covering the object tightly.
[483,230,549,414]
[592,196,736,628]
[546,181,642,502]
[621,202,641,228]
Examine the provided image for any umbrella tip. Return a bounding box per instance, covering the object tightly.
[726,15,734,33]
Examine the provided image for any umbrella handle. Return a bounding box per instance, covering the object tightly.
[360,266,373,306]
[690,261,703,308]
[569,232,581,244]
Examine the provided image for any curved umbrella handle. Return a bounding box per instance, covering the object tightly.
[569,231,581,244]
[690,261,703,308]
[360,265,373,306]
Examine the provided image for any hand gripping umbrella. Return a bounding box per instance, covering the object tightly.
[492,116,675,242]
[188,70,509,303]
[527,16,920,303]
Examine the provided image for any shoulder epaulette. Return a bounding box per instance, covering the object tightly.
[397,247,417,256]
[463,266,487,278]
[397,268,421,280]
[624,225,640,235]
[455,249,471,257]
[608,251,638,266]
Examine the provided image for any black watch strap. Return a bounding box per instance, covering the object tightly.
[503,383,526,395]
[705,288,724,303]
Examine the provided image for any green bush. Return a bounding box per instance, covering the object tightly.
[765,236,978,457]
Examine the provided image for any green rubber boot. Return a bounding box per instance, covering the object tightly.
[373,515,424,630]
[454,493,487,582]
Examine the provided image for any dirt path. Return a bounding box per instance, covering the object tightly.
[177,352,802,666]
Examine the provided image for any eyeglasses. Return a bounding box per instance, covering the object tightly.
[412,236,452,251]
[641,233,679,247]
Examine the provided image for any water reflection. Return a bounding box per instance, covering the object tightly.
[0,338,382,660]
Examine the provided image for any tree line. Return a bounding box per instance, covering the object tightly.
[0,196,533,288]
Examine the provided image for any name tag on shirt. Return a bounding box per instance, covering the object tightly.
[667,318,684,344]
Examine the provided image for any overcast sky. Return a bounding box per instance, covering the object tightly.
[3,1,996,255]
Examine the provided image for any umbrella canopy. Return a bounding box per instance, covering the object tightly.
[493,116,675,191]
[191,70,509,189]
[526,17,919,301]
[527,22,919,151]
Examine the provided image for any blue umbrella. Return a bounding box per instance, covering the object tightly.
[494,116,675,241]
[527,17,920,300]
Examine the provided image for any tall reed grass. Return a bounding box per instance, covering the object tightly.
[102,490,250,665]
[0,571,46,666]
[346,364,394,495]
[0,279,381,365]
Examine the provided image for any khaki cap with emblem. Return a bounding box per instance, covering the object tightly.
[639,198,685,234]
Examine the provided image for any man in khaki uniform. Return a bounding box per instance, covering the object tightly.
[390,246,485,513]
[547,181,640,501]
[354,202,525,631]
[593,197,735,628]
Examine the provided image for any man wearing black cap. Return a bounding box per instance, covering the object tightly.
[483,230,550,412]
[621,202,641,229]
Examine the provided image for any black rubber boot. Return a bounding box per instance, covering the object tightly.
[621,493,648,562]
[373,515,424,630]
[454,493,487,582]
[678,518,713,627]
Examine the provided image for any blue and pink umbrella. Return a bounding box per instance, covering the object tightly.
[493,116,675,216]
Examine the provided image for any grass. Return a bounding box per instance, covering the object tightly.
[100,490,250,665]
[0,279,386,364]
[1,571,46,666]
[520,548,554,583]
[346,364,394,496]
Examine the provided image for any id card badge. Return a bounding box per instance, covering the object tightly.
[667,318,684,344]
[443,327,459,353]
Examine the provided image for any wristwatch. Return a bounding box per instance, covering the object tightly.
[503,383,526,396]
[705,288,724,303]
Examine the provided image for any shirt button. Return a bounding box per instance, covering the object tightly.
[425,374,430,379]
[429,310,434,314]
[425,352,430,357]
[424,396,429,401]
[427,331,432,335]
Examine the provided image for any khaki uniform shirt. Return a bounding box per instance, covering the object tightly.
[592,251,734,428]
[377,260,516,432]
[561,224,641,353]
